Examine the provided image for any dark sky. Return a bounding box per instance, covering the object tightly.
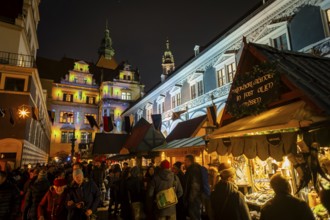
[37,0,261,91]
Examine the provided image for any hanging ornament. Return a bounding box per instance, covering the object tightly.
[18,105,30,119]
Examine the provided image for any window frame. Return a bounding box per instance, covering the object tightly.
[227,62,236,83]
[59,111,74,124]
[217,68,226,87]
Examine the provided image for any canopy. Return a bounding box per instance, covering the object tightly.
[60,124,75,131]
[80,125,94,132]
[153,136,205,151]
[92,133,128,154]
[210,101,326,139]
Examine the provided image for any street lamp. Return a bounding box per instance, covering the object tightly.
[70,128,77,163]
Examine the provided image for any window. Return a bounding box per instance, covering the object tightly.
[81,132,92,143]
[103,109,108,116]
[122,92,131,100]
[146,107,152,122]
[59,112,74,124]
[327,9,330,24]
[61,131,74,143]
[217,68,226,87]
[127,75,131,80]
[227,63,236,83]
[4,77,25,91]
[63,94,73,102]
[158,102,165,114]
[191,80,203,99]
[171,93,181,108]
[84,113,97,124]
[273,34,288,50]
[86,96,95,104]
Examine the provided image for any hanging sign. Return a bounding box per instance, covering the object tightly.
[227,63,280,117]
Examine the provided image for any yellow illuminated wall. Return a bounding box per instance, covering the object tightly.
[51,86,99,104]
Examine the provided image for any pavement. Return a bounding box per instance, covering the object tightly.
[96,200,122,220]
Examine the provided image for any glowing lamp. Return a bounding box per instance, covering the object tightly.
[18,105,30,119]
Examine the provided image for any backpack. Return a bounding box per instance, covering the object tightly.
[200,166,211,197]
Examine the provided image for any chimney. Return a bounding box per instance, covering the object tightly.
[194,45,200,57]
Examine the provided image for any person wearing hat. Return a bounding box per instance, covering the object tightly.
[147,160,183,220]
[211,167,251,220]
[260,174,315,220]
[66,169,100,220]
[24,170,50,220]
[38,178,68,220]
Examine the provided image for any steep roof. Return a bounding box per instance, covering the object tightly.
[36,56,118,84]
[251,43,330,115]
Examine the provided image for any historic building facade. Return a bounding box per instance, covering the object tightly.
[122,0,330,136]
[0,0,51,167]
[38,24,145,158]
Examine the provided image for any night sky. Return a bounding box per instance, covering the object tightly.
[37,0,261,91]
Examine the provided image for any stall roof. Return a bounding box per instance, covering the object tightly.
[166,115,207,142]
[210,101,326,139]
[123,118,165,153]
[153,136,205,151]
[252,43,330,115]
[93,133,128,154]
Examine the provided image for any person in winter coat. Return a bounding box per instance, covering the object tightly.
[172,162,185,220]
[211,167,251,220]
[121,166,145,220]
[91,160,106,206]
[0,171,20,220]
[24,170,50,220]
[144,166,155,190]
[184,155,203,220]
[38,178,68,220]
[66,169,100,220]
[108,164,122,215]
[147,160,183,220]
[260,174,315,220]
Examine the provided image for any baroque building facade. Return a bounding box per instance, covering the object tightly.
[38,25,145,158]
[122,0,330,137]
[0,0,51,167]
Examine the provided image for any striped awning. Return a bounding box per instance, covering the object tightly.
[153,136,205,151]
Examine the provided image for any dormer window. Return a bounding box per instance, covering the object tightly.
[156,95,166,114]
[170,84,182,108]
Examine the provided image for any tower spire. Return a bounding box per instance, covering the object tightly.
[161,39,175,82]
[98,20,115,59]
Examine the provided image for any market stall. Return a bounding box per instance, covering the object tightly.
[207,41,330,219]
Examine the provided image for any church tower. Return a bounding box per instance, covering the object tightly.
[161,39,175,82]
[98,20,115,60]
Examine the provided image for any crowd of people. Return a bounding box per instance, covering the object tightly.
[0,154,329,220]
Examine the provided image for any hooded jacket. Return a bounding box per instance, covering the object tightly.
[147,169,183,217]
[38,186,68,220]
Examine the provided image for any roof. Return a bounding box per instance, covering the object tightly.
[153,136,205,151]
[123,118,165,152]
[166,115,207,142]
[93,133,128,154]
[123,1,273,114]
[36,56,118,84]
[97,55,118,70]
[251,43,330,115]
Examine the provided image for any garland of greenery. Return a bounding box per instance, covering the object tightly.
[227,62,280,118]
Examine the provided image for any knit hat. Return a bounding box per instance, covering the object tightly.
[219,167,236,181]
[54,178,67,187]
[38,170,47,180]
[160,160,170,170]
[72,169,83,177]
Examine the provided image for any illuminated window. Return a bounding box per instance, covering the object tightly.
[86,96,95,104]
[227,63,236,83]
[4,77,25,91]
[63,94,73,102]
[81,132,92,143]
[146,107,152,122]
[122,92,132,100]
[158,102,165,114]
[59,111,74,124]
[191,80,203,99]
[171,93,181,108]
[84,113,97,124]
[61,131,74,143]
[273,34,288,50]
[217,68,226,87]
[327,9,330,23]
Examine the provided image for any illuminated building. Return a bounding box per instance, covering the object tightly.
[0,0,51,167]
[161,39,175,82]
[122,0,330,138]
